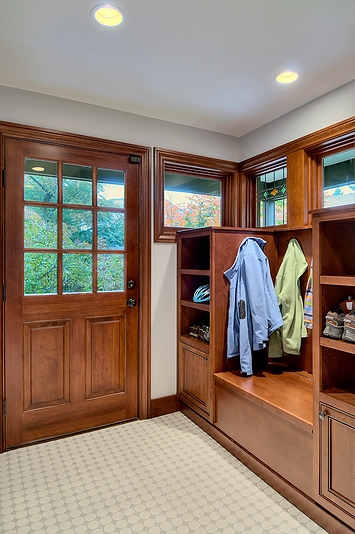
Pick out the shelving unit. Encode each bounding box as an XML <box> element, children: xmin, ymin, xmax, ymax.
<box><xmin>178</xmin><ymin>224</ymin><xmax>315</xmax><ymax>499</ymax></box>
<box><xmin>177</xmin><ymin>226</ymin><xmax>277</xmax><ymax>422</ymax></box>
<box><xmin>312</xmin><ymin>204</ymin><xmax>355</xmax><ymax>530</ymax></box>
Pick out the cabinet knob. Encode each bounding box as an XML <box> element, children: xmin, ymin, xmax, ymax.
<box><xmin>319</xmin><ymin>411</ymin><xmax>327</xmax><ymax>420</ymax></box>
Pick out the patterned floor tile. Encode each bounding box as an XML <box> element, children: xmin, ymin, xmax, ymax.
<box><xmin>0</xmin><ymin>413</ymin><xmax>327</xmax><ymax>533</ymax></box>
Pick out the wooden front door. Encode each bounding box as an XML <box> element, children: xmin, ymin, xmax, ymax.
<box><xmin>4</xmin><ymin>138</ymin><xmax>140</xmax><ymax>448</ymax></box>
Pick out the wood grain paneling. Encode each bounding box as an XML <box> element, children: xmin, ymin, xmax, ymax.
<box><xmin>23</xmin><ymin>319</ymin><xmax>70</xmax><ymax>410</ymax></box>
<box><xmin>215</xmin><ymin>381</ymin><xmax>313</xmax><ymax>497</ymax></box>
<box><xmin>85</xmin><ymin>316</ymin><xmax>125</xmax><ymax>399</ymax></box>
<box><xmin>178</xmin><ymin>344</ymin><xmax>210</xmax><ymax>415</ymax></box>
<box><xmin>319</xmin><ymin>404</ymin><xmax>355</xmax><ymax>529</ymax></box>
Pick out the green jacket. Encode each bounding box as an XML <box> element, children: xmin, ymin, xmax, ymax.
<box><xmin>269</xmin><ymin>238</ymin><xmax>308</xmax><ymax>357</ymax></box>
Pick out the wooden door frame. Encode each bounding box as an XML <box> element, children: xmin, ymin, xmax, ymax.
<box><xmin>0</xmin><ymin>121</ymin><xmax>152</xmax><ymax>452</ymax></box>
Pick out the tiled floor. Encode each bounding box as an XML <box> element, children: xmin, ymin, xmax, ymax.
<box><xmin>0</xmin><ymin>412</ymin><xmax>327</xmax><ymax>534</ymax></box>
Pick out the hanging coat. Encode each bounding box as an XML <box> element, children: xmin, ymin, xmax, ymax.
<box><xmin>224</xmin><ymin>237</ymin><xmax>283</xmax><ymax>376</ymax></box>
<box><xmin>269</xmin><ymin>238</ymin><xmax>308</xmax><ymax>357</ymax></box>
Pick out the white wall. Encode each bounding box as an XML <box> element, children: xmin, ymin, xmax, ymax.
<box><xmin>0</xmin><ymin>85</ymin><xmax>239</xmax><ymax>400</ymax></box>
<box><xmin>239</xmin><ymin>80</ymin><xmax>355</xmax><ymax>161</ymax></box>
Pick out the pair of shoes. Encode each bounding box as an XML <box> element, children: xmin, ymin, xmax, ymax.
<box><xmin>323</xmin><ymin>310</ymin><xmax>345</xmax><ymax>339</ymax></box>
<box><xmin>342</xmin><ymin>310</ymin><xmax>355</xmax><ymax>344</ymax></box>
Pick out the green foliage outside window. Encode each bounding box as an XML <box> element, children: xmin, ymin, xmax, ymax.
<box><xmin>24</xmin><ymin>169</ymin><xmax>125</xmax><ymax>295</ymax></box>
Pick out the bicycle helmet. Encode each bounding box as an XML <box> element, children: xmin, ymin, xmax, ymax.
<box><xmin>193</xmin><ymin>284</ymin><xmax>210</xmax><ymax>303</ymax></box>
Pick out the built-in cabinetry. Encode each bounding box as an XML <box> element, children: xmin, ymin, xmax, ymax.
<box><xmin>177</xmin><ymin>225</ymin><xmax>315</xmax><ymax>497</ymax></box>
<box><xmin>177</xmin><ymin>227</ymin><xmax>277</xmax><ymax>422</ymax></box>
<box><xmin>177</xmin><ymin>212</ymin><xmax>355</xmax><ymax>530</ymax></box>
<box><xmin>312</xmin><ymin>205</ymin><xmax>355</xmax><ymax>530</ymax></box>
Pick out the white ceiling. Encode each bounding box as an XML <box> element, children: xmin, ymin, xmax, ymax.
<box><xmin>0</xmin><ymin>0</ymin><xmax>354</xmax><ymax>137</ymax></box>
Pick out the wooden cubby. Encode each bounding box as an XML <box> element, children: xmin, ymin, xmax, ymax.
<box><xmin>177</xmin><ymin>226</ymin><xmax>277</xmax><ymax>422</ymax></box>
<box><xmin>312</xmin><ymin>204</ymin><xmax>355</xmax><ymax>530</ymax></box>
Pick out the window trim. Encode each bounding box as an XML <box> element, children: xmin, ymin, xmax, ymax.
<box><xmin>242</xmin><ymin>157</ymin><xmax>287</xmax><ymax>228</ymax></box>
<box><xmin>308</xmin><ymin>134</ymin><xmax>355</xmax><ymax>209</ymax></box>
<box><xmin>154</xmin><ymin>148</ymin><xmax>238</xmax><ymax>242</ymax></box>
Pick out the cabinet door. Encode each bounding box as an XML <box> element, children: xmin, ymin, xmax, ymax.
<box><xmin>320</xmin><ymin>403</ymin><xmax>355</xmax><ymax>522</ymax></box>
<box><xmin>178</xmin><ymin>344</ymin><xmax>210</xmax><ymax>416</ymax></box>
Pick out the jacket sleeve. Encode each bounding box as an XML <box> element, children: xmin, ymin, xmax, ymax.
<box><xmin>242</xmin><ymin>252</ymin><xmax>271</xmax><ymax>351</ymax></box>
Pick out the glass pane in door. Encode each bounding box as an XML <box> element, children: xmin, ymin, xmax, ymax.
<box><xmin>62</xmin><ymin>254</ymin><xmax>93</xmax><ymax>293</ymax></box>
<box><xmin>97</xmin><ymin>254</ymin><xmax>124</xmax><ymax>292</ymax></box>
<box><xmin>24</xmin><ymin>253</ymin><xmax>57</xmax><ymax>295</ymax></box>
<box><xmin>97</xmin><ymin>212</ymin><xmax>125</xmax><ymax>250</ymax></box>
<box><xmin>62</xmin><ymin>209</ymin><xmax>93</xmax><ymax>249</ymax></box>
<box><xmin>63</xmin><ymin>164</ymin><xmax>92</xmax><ymax>205</ymax></box>
<box><xmin>97</xmin><ymin>168</ymin><xmax>125</xmax><ymax>208</ymax></box>
<box><xmin>24</xmin><ymin>207</ymin><xmax>58</xmax><ymax>249</ymax></box>
<box><xmin>24</xmin><ymin>159</ymin><xmax>58</xmax><ymax>203</ymax></box>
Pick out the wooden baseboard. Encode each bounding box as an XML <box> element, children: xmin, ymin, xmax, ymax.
<box><xmin>181</xmin><ymin>404</ymin><xmax>354</xmax><ymax>534</ymax></box>
<box><xmin>150</xmin><ymin>395</ymin><xmax>180</xmax><ymax>418</ymax></box>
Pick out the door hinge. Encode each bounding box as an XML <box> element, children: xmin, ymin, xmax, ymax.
<box><xmin>2</xmin><ymin>169</ymin><xmax>6</xmax><ymax>187</ymax></box>
<box><xmin>3</xmin><ymin>400</ymin><xmax>6</xmax><ymax>417</ymax></box>
<box><xmin>3</xmin><ymin>285</ymin><xmax>6</xmax><ymax>302</ymax></box>
<box><xmin>129</xmin><ymin>155</ymin><xmax>141</xmax><ymax>164</ymax></box>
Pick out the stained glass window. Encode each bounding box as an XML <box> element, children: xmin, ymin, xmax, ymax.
<box><xmin>256</xmin><ymin>167</ymin><xmax>287</xmax><ymax>227</ymax></box>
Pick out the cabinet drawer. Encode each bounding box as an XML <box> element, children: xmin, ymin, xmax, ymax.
<box><xmin>319</xmin><ymin>403</ymin><xmax>355</xmax><ymax>527</ymax></box>
<box><xmin>178</xmin><ymin>343</ymin><xmax>210</xmax><ymax>416</ymax></box>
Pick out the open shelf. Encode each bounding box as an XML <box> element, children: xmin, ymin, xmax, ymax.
<box><xmin>214</xmin><ymin>370</ymin><xmax>313</xmax><ymax>432</ymax></box>
<box><xmin>320</xmin><ymin>336</ymin><xmax>355</xmax><ymax>355</ymax></box>
<box><xmin>180</xmin><ymin>269</ymin><xmax>210</xmax><ymax>276</ymax></box>
<box><xmin>180</xmin><ymin>299</ymin><xmax>210</xmax><ymax>311</ymax></box>
<box><xmin>320</xmin><ymin>275</ymin><xmax>355</xmax><ymax>287</ymax></box>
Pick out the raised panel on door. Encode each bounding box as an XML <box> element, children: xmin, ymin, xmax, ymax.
<box><xmin>85</xmin><ymin>315</ymin><xmax>125</xmax><ymax>399</ymax></box>
<box><xmin>23</xmin><ymin>319</ymin><xmax>70</xmax><ymax>410</ymax></box>
<box><xmin>320</xmin><ymin>404</ymin><xmax>355</xmax><ymax>522</ymax></box>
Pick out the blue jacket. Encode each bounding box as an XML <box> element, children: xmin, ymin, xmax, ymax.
<box><xmin>224</xmin><ymin>237</ymin><xmax>283</xmax><ymax>375</ymax></box>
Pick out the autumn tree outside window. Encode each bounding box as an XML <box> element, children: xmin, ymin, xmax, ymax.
<box><xmin>154</xmin><ymin>149</ymin><xmax>238</xmax><ymax>243</ymax></box>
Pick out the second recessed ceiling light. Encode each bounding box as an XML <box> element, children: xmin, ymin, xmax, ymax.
<box><xmin>91</xmin><ymin>5</ymin><xmax>125</xmax><ymax>26</ymax></box>
<box><xmin>276</xmin><ymin>71</ymin><xmax>298</xmax><ymax>84</ymax></box>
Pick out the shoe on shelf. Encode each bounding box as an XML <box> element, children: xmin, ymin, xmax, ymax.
<box><xmin>342</xmin><ymin>311</ymin><xmax>355</xmax><ymax>343</ymax></box>
<box><xmin>323</xmin><ymin>310</ymin><xmax>345</xmax><ymax>339</ymax></box>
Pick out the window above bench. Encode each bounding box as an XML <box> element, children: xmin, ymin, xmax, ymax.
<box><xmin>154</xmin><ymin>148</ymin><xmax>238</xmax><ymax>242</ymax></box>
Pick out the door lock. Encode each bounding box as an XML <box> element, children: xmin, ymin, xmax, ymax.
<box><xmin>127</xmin><ymin>280</ymin><xmax>135</xmax><ymax>289</ymax></box>
<box><xmin>127</xmin><ymin>298</ymin><xmax>137</xmax><ymax>308</ymax></box>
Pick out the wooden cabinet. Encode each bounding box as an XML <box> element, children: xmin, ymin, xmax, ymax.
<box><xmin>319</xmin><ymin>403</ymin><xmax>355</xmax><ymax>522</ymax></box>
<box><xmin>312</xmin><ymin>205</ymin><xmax>355</xmax><ymax>530</ymax></box>
<box><xmin>177</xmin><ymin>227</ymin><xmax>277</xmax><ymax>422</ymax></box>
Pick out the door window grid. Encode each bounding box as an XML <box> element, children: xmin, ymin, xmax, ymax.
<box><xmin>23</xmin><ymin>159</ymin><xmax>126</xmax><ymax>295</ymax></box>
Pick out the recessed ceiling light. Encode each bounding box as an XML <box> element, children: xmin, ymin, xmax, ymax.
<box><xmin>32</xmin><ymin>166</ymin><xmax>45</xmax><ymax>172</ymax></box>
<box><xmin>91</xmin><ymin>5</ymin><xmax>125</xmax><ymax>26</ymax></box>
<box><xmin>276</xmin><ymin>71</ymin><xmax>298</xmax><ymax>84</ymax></box>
